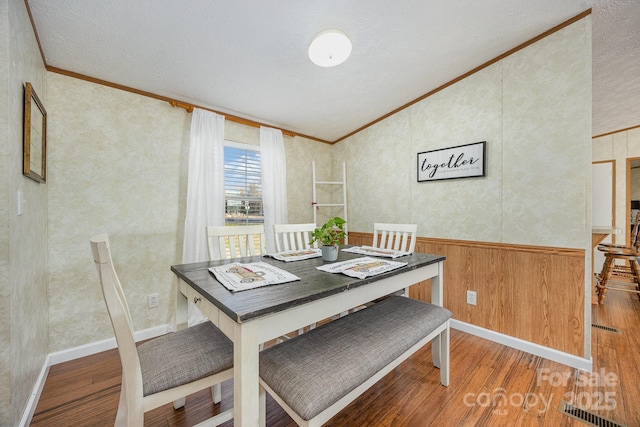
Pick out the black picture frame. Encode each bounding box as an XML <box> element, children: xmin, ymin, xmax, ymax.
<box><xmin>417</xmin><ymin>141</ymin><xmax>485</xmax><ymax>182</ymax></box>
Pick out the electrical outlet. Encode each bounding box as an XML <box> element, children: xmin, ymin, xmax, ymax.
<box><xmin>148</xmin><ymin>293</ymin><xmax>159</xmax><ymax>308</ymax></box>
<box><xmin>466</xmin><ymin>290</ymin><xmax>477</xmax><ymax>305</ymax></box>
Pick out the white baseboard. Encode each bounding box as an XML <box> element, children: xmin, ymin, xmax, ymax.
<box><xmin>20</xmin><ymin>323</ymin><xmax>172</xmax><ymax>426</ymax></box>
<box><xmin>18</xmin><ymin>354</ymin><xmax>51</xmax><ymax>427</ymax></box>
<box><xmin>451</xmin><ymin>319</ymin><xmax>593</xmax><ymax>372</ymax></box>
<box><xmin>48</xmin><ymin>323</ymin><xmax>172</xmax><ymax>365</ymax></box>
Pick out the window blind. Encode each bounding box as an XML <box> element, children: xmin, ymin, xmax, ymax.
<box><xmin>224</xmin><ymin>145</ymin><xmax>263</xmax><ymax>225</ymax></box>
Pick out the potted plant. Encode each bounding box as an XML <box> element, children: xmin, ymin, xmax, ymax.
<box><xmin>310</xmin><ymin>216</ymin><xmax>346</xmax><ymax>261</ymax></box>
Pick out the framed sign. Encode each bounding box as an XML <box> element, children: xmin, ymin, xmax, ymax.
<box><xmin>23</xmin><ymin>82</ymin><xmax>47</xmax><ymax>183</ymax></box>
<box><xmin>417</xmin><ymin>141</ymin><xmax>485</xmax><ymax>182</ymax></box>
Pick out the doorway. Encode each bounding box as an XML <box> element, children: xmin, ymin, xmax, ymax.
<box><xmin>627</xmin><ymin>157</ymin><xmax>640</xmax><ymax>246</ymax></box>
<box><xmin>592</xmin><ymin>160</ymin><xmax>615</xmax><ymax>276</ymax></box>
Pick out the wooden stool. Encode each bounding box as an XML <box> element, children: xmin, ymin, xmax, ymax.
<box><xmin>596</xmin><ymin>248</ymin><xmax>640</xmax><ymax>304</ymax></box>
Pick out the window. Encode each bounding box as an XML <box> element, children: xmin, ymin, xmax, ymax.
<box><xmin>224</xmin><ymin>142</ymin><xmax>263</xmax><ymax>225</ymax></box>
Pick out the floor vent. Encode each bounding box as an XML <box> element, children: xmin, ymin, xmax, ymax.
<box><xmin>592</xmin><ymin>323</ymin><xmax>622</xmax><ymax>334</ymax></box>
<box><xmin>559</xmin><ymin>401</ymin><xmax>626</xmax><ymax>427</ymax></box>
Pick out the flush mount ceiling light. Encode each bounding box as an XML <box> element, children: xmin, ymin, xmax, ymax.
<box><xmin>308</xmin><ymin>29</ymin><xmax>352</xmax><ymax>67</ymax></box>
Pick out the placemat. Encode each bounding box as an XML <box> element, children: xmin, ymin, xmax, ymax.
<box><xmin>316</xmin><ymin>256</ymin><xmax>407</xmax><ymax>279</ymax></box>
<box><xmin>209</xmin><ymin>261</ymin><xmax>300</xmax><ymax>292</ymax></box>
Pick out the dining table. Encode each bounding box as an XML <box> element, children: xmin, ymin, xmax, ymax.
<box><xmin>171</xmin><ymin>246</ymin><xmax>446</xmax><ymax>426</ymax></box>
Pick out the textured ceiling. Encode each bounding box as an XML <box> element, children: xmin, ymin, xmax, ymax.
<box><xmin>27</xmin><ymin>0</ymin><xmax>640</xmax><ymax>142</ymax></box>
<box><xmin>592</xmin><ymin>0</ymin><xmax>640</xmax><ymax>138</ymax></box>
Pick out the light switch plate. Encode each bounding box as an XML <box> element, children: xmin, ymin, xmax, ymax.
<box><xmin>17</xmin><ymin>191</ymin><xmax>24</xmax><ymax>216</ymax></box>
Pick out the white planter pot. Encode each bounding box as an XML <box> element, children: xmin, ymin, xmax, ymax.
<box><xmin>321</xmin><ymin>245</ymin><xmax>339</xmax><ymax>261</ymax></box>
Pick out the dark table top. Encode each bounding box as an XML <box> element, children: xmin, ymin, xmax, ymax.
<box><xmin>171</xmin><ymin>247</ymin><xmax>445</xmax><ymax>323</ymax></box>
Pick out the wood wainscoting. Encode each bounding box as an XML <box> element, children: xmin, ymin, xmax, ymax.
<box><xmin>348</xmin><ymin>232</ymin><xmax>585</xmax><ymax>357</ymax></box>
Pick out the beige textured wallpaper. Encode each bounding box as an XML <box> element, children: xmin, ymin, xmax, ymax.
<box><xmin>47</xmin><ymin>73</ymin><xmax>191</xmax><ymax>352</ymax></box>
<box><xmin>4</xmin><ymin>0</ymin><xmax>49</xmax><ymax>424</ymax></box>
<box><xmin>501</xmin><ymin>19</ymin><xmax>591</xmax><ymax>248</ymax></box>
<box><xmin>409</xmin><ymin>65</ymin><xmax>503</xmax><ymax>242</ymax></box>
<box><xmin>334</xmin><ymin>17</ymin><xmax>592</xmax><ymax>250</ymax></box>
<box><xmin>286</xmin><ymin>136</ymin><xmax>333</xmax><ymax>225</ymax></box>
<box><xmin>46</xmin><ymin>73</ymin><xmax>331</xmax><ymax>353</ymax></box>
<box><xmin>0</xmin><ymin>2</ymin><xmax>10</xmax><ymax>424</ymax></box>
<box><xmin>332</xmin><ymin>107</ymin><xmax>413</xmax><ymax>234</ymax></box>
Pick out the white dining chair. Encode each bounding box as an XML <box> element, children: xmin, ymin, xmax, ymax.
<box><xmin>372</xmin><ymin>222</ymin><xmax>418</xmax><ymax>253</ymax></box>
<box><xmin>90</xmin><ymin>233</ymin><xmax>233</xmax><ymax>427</ymax></box>
<box><xmin>371</xmin><ymin>223</ymin><xmax>418</xmax><ymax>300</ymax></box>
<box><xmin>205</xmin><ymin>225</ymin><xmax>266</xmax><ymax>393</ymax></box>
<box><xmin>206</xmin><ymin>224</ymin><xmax>296</xmax><ymax>345</ymax></box>
<box><xmin>206</xmin><ymin>224</ymin><xmax>266</xmax><ymax>260</ymax></box>
<box><xmin>273</xmin><ymin>222</ymin><xmax>318</xmax><ymax>252</ymax></box>
<box><xmin>273</xmin><ymin>223</ymin><xmax>319</xmax><ymax>334</ymax></box>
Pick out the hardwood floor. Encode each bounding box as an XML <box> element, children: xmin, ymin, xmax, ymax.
<box><xmin>31</xmin><ymin>289</ymin><xmax>640</xmax><ymax>427</ymax></box>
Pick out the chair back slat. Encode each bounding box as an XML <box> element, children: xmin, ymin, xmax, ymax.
<box><xmin>273</xmin><ymin>223</ymin><xmax>317</xmax><ymax>252</ymax></box>
<box><xmin>206</xmin><ymin>224</ymin><xmax>266</xmax><ymax>260</ymax></box>
<box><xmin>372</xmin><ymin>223</ymin><xmax>418</xmax><ymax>253</ymax></box>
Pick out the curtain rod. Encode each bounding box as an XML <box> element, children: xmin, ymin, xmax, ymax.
<box><xmin>168</xmin><ymin>100</ymin><xmax>299</xmax><ymax>138</ymax></box>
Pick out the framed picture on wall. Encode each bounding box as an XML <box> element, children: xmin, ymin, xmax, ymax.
<box><xmin>417</xmin><ymin>141</ymin><xmax>485</xmax><ymax>182</ymax></box>
<box><xmin>23</xmin><ymin>82</ymin><xmax>47</xmax><ymax>183</ymax></box>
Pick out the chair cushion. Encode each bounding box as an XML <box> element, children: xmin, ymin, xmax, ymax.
<box><xmin>138</xmin><ymin>321</ymin><xmax>233</xmax><ymax>396</ymax></box>
<box><xmin>259</xmin><ymin>296</ymin><xmax>452</xmax><ymax>420</ymax></box>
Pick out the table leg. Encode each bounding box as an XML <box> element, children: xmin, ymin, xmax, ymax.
<box><xmin>259</xmin><ymin>385</ymin><xmax>266</xmax><ymax>427</ymax></box>
<box><xmin>175</xmin><ymin>280</ymin><xmax>188</xmax><ymax>331</ymax></box>
<box><xmin>440</xmin><ymin>325</ymin><xmax>450</xmax><ymax>386</ymax></box>
<box><xmin>174</xmin><ymin>282</ymin><xmax>191</xmax><ymax>410</ymax></box>
<box><xmin>234</xmin><ymin>321</ymin><xmax>260</xmax><ymax>426</ymax></box>
<box><xmin>431</xmin><ymin>262</ymin><xmax>444</xmax><ymax>368</ymax></box>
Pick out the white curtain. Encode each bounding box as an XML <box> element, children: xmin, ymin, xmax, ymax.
<box><xmin>260</xmin><ymin>126</ymin><xmax>288</xmax><ymax>253</ymax></box>
<box><xmin>183</xmin><ymin>109</ymin><xmax>225</xmax><ymax>324</ymax></box>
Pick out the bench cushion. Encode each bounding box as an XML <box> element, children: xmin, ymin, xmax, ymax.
<box><xmin>138</xmin><ymin>321</ymin><xmax>233</xmax><ymax>396</ymax></box>
<box><xmin>259</xmin><ymin>296</ymin><xmax>451</xmax><ymax>420</ymax></box>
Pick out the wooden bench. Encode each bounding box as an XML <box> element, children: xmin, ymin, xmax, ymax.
<box><xmin>259</xmin><ymin>296</ymin><xmax>452</xmax><ymax>426</ymax></box>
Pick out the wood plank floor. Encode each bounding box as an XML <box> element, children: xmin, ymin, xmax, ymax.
<box><xmin>31</xmin><ymin>289</ymin><xmax>640</xmax><ymax>427</ymax></box>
